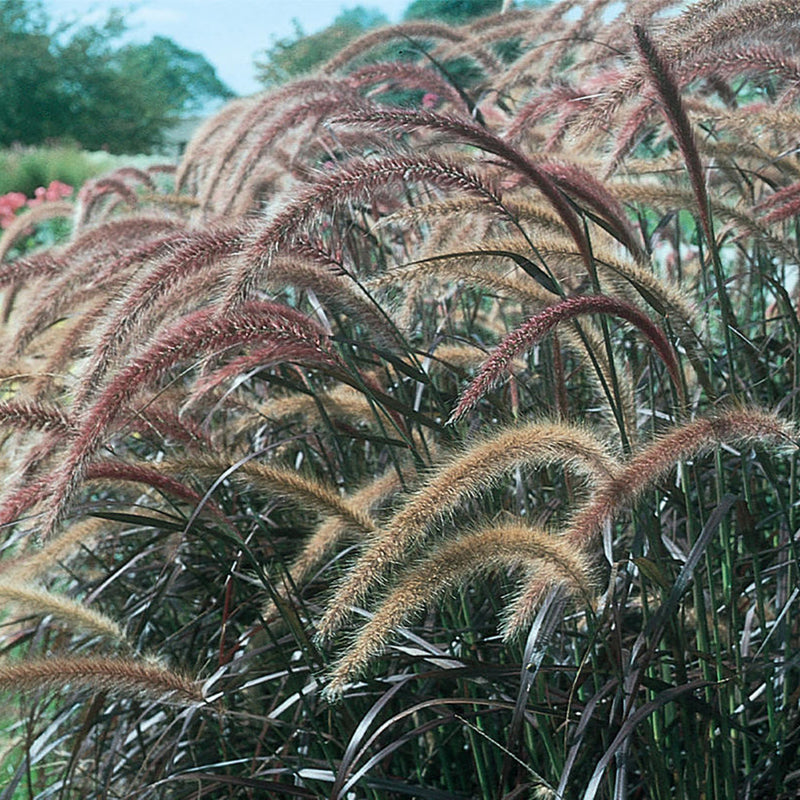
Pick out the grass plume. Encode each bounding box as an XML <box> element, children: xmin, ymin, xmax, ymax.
<box><xmin>449</xmin><ymin>293</ymin><xmax>682</xmax><ymax>423</ymax></box>
<box><xmin>0</xmin><ymin>579</ymin><xmax>126</xmax><ymax>644</ymax></box>
<box><xmin>0</xmin><ymin>657</ymin><xmax>204</xmax><ymax>705</ymax></box>
<box><xmin>38</xmin><ymin>301</ymin><xmax>340</xmax><ymax>537</ymax></box>
<box><xmin>316</xmin><ymin>420</ymin><xmax>617</xmax><ymax>640</ymax></box>
<box><xmin>324</xmin><ymin>522</ymin><xmax>594</xmax><ymax>697</ymax></box>
<box><xmin>160</xmin><ymin>454</ymin><xmax>376</xmax><ymax>536</ymax></box>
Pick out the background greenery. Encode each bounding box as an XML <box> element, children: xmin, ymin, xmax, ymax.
<box><xmin>256</xmin><ymin>0</ymin><xmax>541</xmax><ymax>86</ymax></box>
<box><xmin>0</xmin><ymin>0</ymin><xmax>233</xmax><ymax>153</ymax></box>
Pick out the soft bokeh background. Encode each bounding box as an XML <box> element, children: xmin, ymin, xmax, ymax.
<box><xmin>46</xmin><ymin>1</ymin><xmax>413</xmax><ymax>95</ymax></box>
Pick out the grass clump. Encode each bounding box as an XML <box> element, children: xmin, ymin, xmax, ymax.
<box><xmin>0</xmin><ymin>145</ymin><xmax>117</xmax><ymax>198</ymax></box>
<box><xmin>1</xmin><ymin>1</ymin><xmax>800</xmax><ymax>798</ymax></box>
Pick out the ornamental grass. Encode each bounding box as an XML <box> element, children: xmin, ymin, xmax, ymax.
<box><xmin>1</xmin><ymin>1</ymin><xmax>800</xmax><ymax>797</ymax></box>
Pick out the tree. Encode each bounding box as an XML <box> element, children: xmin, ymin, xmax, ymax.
<box><xmin>255</xmin><ymin>6</ymin><xmax>388</xmax><ymax>88</ymax></box>
<box><xmin>402</xmin><ymin>0</ymin><xmax>503</xmax><ymax>24</ymax></box>
<box><xmin>117</xmin><ymin>36</ymin><xmax>235</xmax><ymax>115</ymax></box>
<box><xmin>0</xmin><ymin>0</ymin><xmax>234</xmax><ymax>153</ymax></box>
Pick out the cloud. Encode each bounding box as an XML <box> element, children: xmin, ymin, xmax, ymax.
<box><xmin>128</xmin><ymin>6</ymin><xmax>184</xmax><ymax>26</ymax></box>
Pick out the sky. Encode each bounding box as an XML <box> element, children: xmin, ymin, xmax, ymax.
<box><xmin>45</xmin><ymin>0</ymin><xmax>414</xmax><ymax>97</ymax></box>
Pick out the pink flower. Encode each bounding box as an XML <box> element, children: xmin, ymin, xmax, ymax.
<box><xmin>0</xmin><ymin>192</ymin><xmax>27</xmax><ymax>213</ymax></box>
<box><xmin>45</xmin><ymin>180</ymin><xmax>73</xmax><ymax>201</ymax></box>
<box><xmin>27</xmin><ymin>181</ymin><xmax>74</xmax><ymax>208</ymax></box>
<box><xmin>0</xmin><ymin>192</ymin><xmax>26</xmax><ymax>211</ymax></box>
<box><xmin>0</xmin><ymin>181</ymin><xmax>73</xmax><ymax>225</ymax></box>
<box><xmin>0</xmin><ymin>191</ymin><xmax>27</xmax><ymax>228</ymax></box>
<box><xmin>421</xmin><ymin>92</ymin><xmax>439</xmax><ymax>110</ymax></box>
<box><xmin>26</xmin><ymin>186</ymin><xmax>48</xmax><ymax>208</ymax></box>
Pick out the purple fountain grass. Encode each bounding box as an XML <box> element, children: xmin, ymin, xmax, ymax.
<box><xmin>223</xmin><ymin>153</ymin><xmax>506</xmax><ymax>311</ymax></box>
<box><xmin>331</xmin><ymin>106</ymin><xmax>596</xmax><ymax>270</ymax></box>
<box><xmin>0</xmin><ymin>425</ymin><xmax>73</xmax><ymax>523</ymax></box>
<box><xmin>660</xmin><ymin>0</ymin><xmax>800</xmax><ymax>64</ymax></box>
<box><xmin>1</xmin><ymin>516</ymin><xmax>111</xmax><ymax>581</ymax></box>
<box><xmin>502</xmin><ymin>82</ymin><xmax>586</xmax><ymax>141</ymax></box>
<box><xmin>74</xmin><ymin>223</ymin><xmax>250</xmax><ymax>408</ymax></box>
<box><xmin>347</xmin><ymin>62</ymin><xmax>470</xmax><ymax>111</ymax></box>
<box><xmin>61</xmin><ymin>215</ymin><xmax>185</xmax><ymax>270</ymax></box>
<box><xmin>13</xmin><ymin>395</ymin><xmax>209</xmax><ymax>453</ymax></box>
<box><xmin>321</xmin><ymin>21</ymin><xmax>471</xmax><ymax>75</ymax></box>
<box><xmin>216</xmin><ymin>89</ymin><xmax>367</xmax><ymax>217</ymax></box>
<box><xmin>0</xmin><ymin>399</ymin><xmax>73</xmax><ymax>435</ymax></box>
<box><xmin>399</xmin><ymin>275</ymin><xmax>638</xmax><ymax>428</ymax></box>
<box><xmin>4</xmin><ymin>215</ymin><xmax>185</xmax><ymax>333</ymax></box>
<box><xmin>266</xmin><ymin>467</ymin><xmax>409</xmax><ymax>623</ymax></box>
<box><xmin>263</xmin><ymin>254</ymin><xmax>407</xmax><ymax>352</ymax></box>
<box><xmin>761</xmin><ymin>196</ymin><xmax>800</xmax><ymax>227</ymax></box>
<box><xmin>34</xmin><ymin>301</ymin><xmax>343</xmax><ymax>537</ymax></box>
<box><xmin>32</xmin><ymin>298</ymin><xmax>122</xmax><ymax>400</ymax></box>
<box><xmin>0</xmin><ymin>656</ymin><xmax>205</xmax><ymax>705</ymax></box>
<box><xmin>676</xmin><ymin>44</ymin><xmax>800</xmax><ymax>91</ymax></box>
<box><xmin>414</xmin><ymin>23</ymin><xmax>505</xmax><ymax>77</ymax></box>
<box><xmin>233</xmin><ymin>383</ymin><xmax>402</xmax><ymax>446</ymax></box>
<box><xmin>0</xmin><ymin>578</ymin><xmax>126</xmax><ymax>643</ymax></box>
<box><xmin>9</xmin><ymin>226</ymin><xmax>196</xmax><ymax>360</ymax></box>
<box><xmin>0</xmin><ymin>201</ymin><xmax>74</xmax><ymax>264</ymax></box>
<box><xmin>316</xmin><ymin>420</ymin><xmax>617</xmax><ymax>641</ymax></box>
<box><xmin>0</xmin><ymin>404</ymin><xmax>73</xmax><ymax>523</ymax></box>
<box><xmin>579</xmin><ymin>0</ymin><xmax>642</xmax><ymax>65</ymax></box>
<box><xmin>536</xmin><ymin>157</ymin><xmax>647</xmax><ymax>261</ymax></box>
<box><xmin>105</xmin><ymin>166</ymin><xmax>157</xmax><ymax>192</ymax></box>
<box><xmin>175</xmin><ymin>96</ymin><xmax>253</xmax><ymax>195</ymax></box>
<box><xmin>85</xmin><ymin>212</ymin><xmax>182</xmax><ymax>244</ymax></box>
<box><xmin>540</xmin><ymin>71</ymin><xmax>633</xmax><ymax>151</ymax></box>
<box><xmin>606</xmin><ymin>95</ymin><xmax>660</xmax><ymax>171</ymax></box>
<box><xmin>659</xmin><ymin>0</ymin><xmax>731</xmax><ymax>34</ymax></box>
<box><xmin>449</xmin><ymin>293</ymin><xmax>682</xmax><ymax>424</ymax></box>
<box><xmin>76</xmin><ymin>177</ymin><xmax>140</xmax><ymax>227</ymax></box>
<box><xmin>0</xmin><ymin>252</ymin><xmax>65</xmax><ymax>288</ymax></box>
<box><xmin>174</xmin><ymin>454</ymin><xmax>377</xmax><ymax>536</ymax></box>
<box><xmin>131</xmin><ymin>401</ymin><xmax>209</xmax><ymax>447</ymax></box>
<box><xmin>186</xmin><ymin>339</ymin><xmax>350</xmax><ymax>407</ymax></box>
<box><xmin>756</xmin><ymin>180</ymin><xmax>800</xmax><ymax>212</ymax></box>
<box><xmin>502</xmin><ymin>406</ymin><xmax>799</xmax><ymax>636</ymax></box>
<box><xmin>633</xmin><ymin>24</ymin><xmax>715</xmax><ymax>253</ymax></box>
<box><xmin>0</xmin><ymin>458</ymin><xmax>230</xmax><ymax>529</ymax></box>
<box><xmin>0</xmin><ymin>471</ymin><xmax>55</xmax><ymax>528</ymax></box>
<box><xmin>633</xmin><ymin>21</ymin><xmax>742</xmax><ymax>353</ymax></box>
<box><xmin>464</xmin><ymin>3</ymin><xmax>544</xmax><ymax>35</ymax></box>
<box><xmin>323</xmin><ymin>521</ymin><xmax>596</xmax><ymax>698</ymax></box>
<box><xmin>567</xmin><ymin>407</ymin><xmax>798</xmax><ymax>550</ymax></box>
<box><xmin>612</xmin><ymin>180</ymin><xmax>796</xmax><ymax>267</ymax></box>
<box><xmin>65</xmin><ymin>219</ymin><xmax>189</xmax><ymax>288</ymax></box>
<box><xmin>568</xmin><ymin>1</ymin><xmax>800</xmax><ymax>140</ymax></box>
<box><xmin>550</xmin><ymin>67</ymin><xmax>640</xmax><ymax>141</ymax></box>
<box><xmin>147</xmin><ymin>162</ymin><xmax>176</xmax><ymax>177</ymax></box>
<box><xmin>538</xmin><ymin>0</ymin><xmax>618</xmax><ymax>79</ymax></box>
<box><xmin>757</xmin><ymin>181</ymin><xmax>800</xmax><ymax>225</ymax></box>
<box><xmin>81</xmin><ymin>459</ymin><xmax>229</xmax><ymax>522</ymax></box>
<box><xmin>196</xmin><ymin>80</ymin><xmax>352</xmax><ymax>213</ymax></box>
<box><xmin>227</xmin><ymin>171</ymin><xmax>287</xmax><ymax>220</ymax></box>
<box><xmin>461</xmin><ymin>5</ymin><xmax>571</xmax><ymax>69</ymax></box>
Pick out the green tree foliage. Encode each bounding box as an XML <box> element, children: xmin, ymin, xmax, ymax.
<box><xmin>0</xmin><ymin>0</ymin><xmax>234</xmax><ymax>154</ymax></box>
<box><xmin>254</xmin><ymin>1</ymin><xmax>550</xmax><ymax>90</ymax></box>
<box><xmin>255</xmin><ymin>6</ymin><xmax>388</xmax><ymax>87</ymax></box>
<box><xmin>117</xmin><ymin>36</ymin><xmax>235</xmax><ymax>115</ymax></box>
<box><xmin>403</xmin><ymin>0</ymin><xmax>503</xmax><ymax>23</ymax></box>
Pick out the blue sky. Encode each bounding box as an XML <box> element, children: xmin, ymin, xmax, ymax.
<box><xmin>46</xmin><ymin>1</ymin><xmax>413</xmax><ymax>97</ymax></box>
